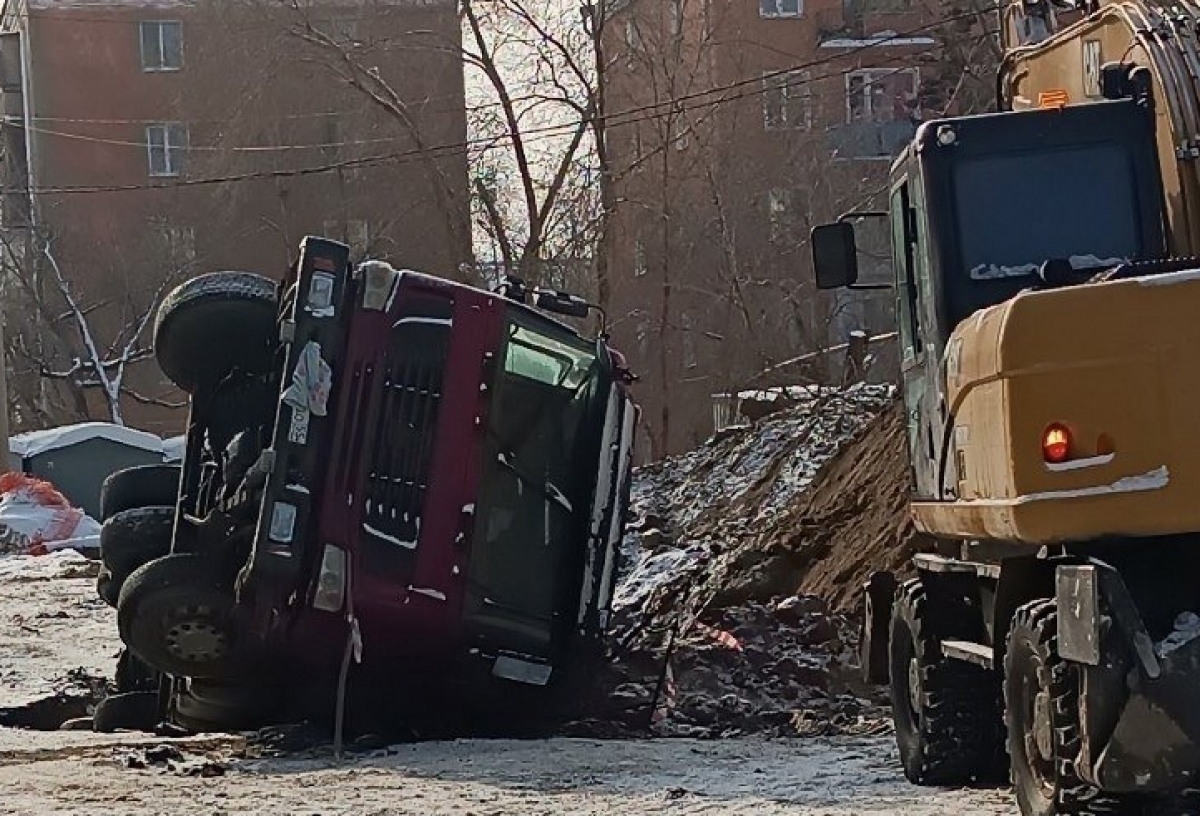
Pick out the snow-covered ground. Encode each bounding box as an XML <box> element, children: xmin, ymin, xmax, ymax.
<box><xmin>0</xmin><ymin>730</ymin><xmax>1014</xmax><ymax>816</ymax></box>
<box><xmin>0</xmin><ymin>552</ymin><xmax>117</xmax><ymax>711</ymax></box>
<box><xmin>0</xmin><ymin>514</ymin><xmax>1014</xmax><ymax>815</ymax></box>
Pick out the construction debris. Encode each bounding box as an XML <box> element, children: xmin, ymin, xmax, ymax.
<box><xmin>599</xmin><ymin>384</ymin><xmax>921</xmax><ymax>738</ymax></box>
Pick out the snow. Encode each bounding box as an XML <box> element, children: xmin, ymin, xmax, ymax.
<box><xmin>161</xmin><ymin>435</ymin><xmax>186</xmax><ymax>463</ymax></box>
<box><xmin>394</xmin><ymin>316</ymin><xmax>454</xmax><ymax>328</ymax></box>
<box><xmin>9</xmin><ymin>422</ymin><xmax>166</xmax><ymax>459</ymax></box>
<box><xmin>1157</xmin><ymin>611</ymin><xmax>1200</xmax><ymax>658</ymax></box>
<box><xmin>407</xmin><ymin>586</ymin><xmax>448</xmax><ymax>602</ymax></box>
<box><xmin>1045</xmin><ymin>453</ymin><xmax>1114</xmax><ymax>472</ymax></box>
<box><xmin>0</xmin><ymin>730</ymin><xmax>1014</xmax><ymax>815</ymax></box>
<box><xmin>614</xmin><ymin>385</ymin><xmax>895</xmax><ymax>613</ymax></box>
<box><xmin>0</xmin><ymin>551</ymin><xmax>118</xmax><ymax>711</ymax></box>
<box><xmin>1015</xmin><ymin>466</ymin><xmax>1170</xmax><ymax>503</ymax></box>
<box><xmin>820</xmin><ymin>31</ymin><xmax>937</xmax><ymax>48</ymax></box>
<box><xmin>969</xmin><ymin>262</ymin><xmax>1040</xmax><ymax>280</ymax></box>
<box><xmin>1137</xmin><ymin>268</ymin><xmax>1200</xmax><ymax>287</ymax></box>
<box><xmin>362</xmin><ymin>523</ymin><xmax>417</xmax><ymax>549</ymax></box>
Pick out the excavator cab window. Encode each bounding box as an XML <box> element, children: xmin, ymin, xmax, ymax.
<box><xmin>889</xmin><ymin>181</ymin><xmax>924</xmax><ymax>361</ymax></box>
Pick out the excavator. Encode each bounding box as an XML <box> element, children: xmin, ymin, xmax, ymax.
<box><xmin>810</xmin><ymin>2</ymin><xmax>1200</xmax><ymax>814</ymax></box>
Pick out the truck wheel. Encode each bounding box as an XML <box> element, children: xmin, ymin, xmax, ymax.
<box><xmin>100</xmin><ymin>506</ymin><xmax>175</xmax><ymax>582</ymax></box>
<box><xmin>154</xmin><ymin>272</ymin><xmax>278</xmax><ymax>394</ymax></box>
<box><xmin>172</xmin><ymin>679</ymin><xmax>276</xmax><ymax>733</ymax></box>
<box><xmin>92</xmin><ymin>691</ymin><xmax>160</xmax><ymax>733</ymax></box>
<box><xmin>117</xmin><ymin>554</ymin><xmax>242</xmax><ymax>681</ymax></box>
<box><xmin>100</xmin><ymin>465</ymin><xmax>181</xmax><ymax>521</ymax></box>
<box><xmin>889</xmin><ymin>577</ymin><xmax>1001</xmax><ymax>785</ymax></box>
<box><xmin>1005</xmin><ymin>600</ymin><xmax>1123</xmax><ymax>816</ymax></box>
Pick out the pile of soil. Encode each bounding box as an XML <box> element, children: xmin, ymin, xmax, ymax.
<box><xmin>600</xmin><ymin>386</ymin><xmax>926</xmax><ymax>738</ymax></box>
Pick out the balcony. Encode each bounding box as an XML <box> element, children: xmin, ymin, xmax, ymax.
<box><xmin>827</xmin><ymin>119</ymin><xmax>917</xmax><ymax>161</ymax></box>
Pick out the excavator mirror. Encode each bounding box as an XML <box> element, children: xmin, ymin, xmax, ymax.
<box><xmin>811</xmin><ymin>222</ymin><xmax>859</xmax><ymax>289</ymax></box>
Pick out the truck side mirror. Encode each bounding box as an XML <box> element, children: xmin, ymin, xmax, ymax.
<box><xmin>811</xmin><ymin>222</ymin><xmax>859</xmax><ymax>289</ymax></box>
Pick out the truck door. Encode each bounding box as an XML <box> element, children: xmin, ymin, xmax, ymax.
<box><xmin>889</xmin><ymin>178</ymin><xmax>938</xmax><ymax>497</ymax></box>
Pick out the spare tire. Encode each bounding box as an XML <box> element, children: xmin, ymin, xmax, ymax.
<box><xmin>154</xmin><ymin>272</ymin><xmax>279</xmax><ymax>394</ymax></box>
<box><xmin>100</xmin><ymin>465</ymin><xmax>181</xmax><ymax>521</ymax></box>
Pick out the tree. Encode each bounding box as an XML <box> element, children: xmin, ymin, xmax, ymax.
<box><xmin>0</xmin><ymin>227</ymin><xmax>188</xmax><ymax>428</ymax></box>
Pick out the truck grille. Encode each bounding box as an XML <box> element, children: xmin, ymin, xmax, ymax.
<box><xmin>360</xmin><ymin>296</ymin><xmax>453</xmax><ymax>560</ymax></box>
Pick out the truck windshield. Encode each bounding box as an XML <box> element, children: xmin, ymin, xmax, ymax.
<box><xmin>468</xmin><ymin>317</ymin><xmax>603</xmax><ymax>644</ymax></box>
<box><xmin>954</xmin><ymin>142</ymin><xmax>1141</xmax><ymax>281</ymax></box>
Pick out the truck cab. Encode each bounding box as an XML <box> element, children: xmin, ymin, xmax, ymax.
<box><xmin>95</xmin><ymin>237</ymin><xmax>638</xmax><ymax>734</ymax></box>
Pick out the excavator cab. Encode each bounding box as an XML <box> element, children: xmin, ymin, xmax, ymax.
<box><xmin>811</xmin><ymin>95</ymin><xmax>1165</xmax><ymax>501</ymax></box>
<box><xmin>811</xmin><ymin>91</ymin><xmax>1200</xmax><ymax>815</ymax></box>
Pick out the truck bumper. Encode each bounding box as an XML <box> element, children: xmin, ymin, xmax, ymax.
<box><xmin>1090</xmin><ymin>634</ymin><xmax>1200</xmax><ymax>791</ymax></box>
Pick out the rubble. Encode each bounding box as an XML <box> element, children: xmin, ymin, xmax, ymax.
<box><xmin>603</xmin><ymin>384</ymin><xmax>919</xmax><ymax>739</ymax></box>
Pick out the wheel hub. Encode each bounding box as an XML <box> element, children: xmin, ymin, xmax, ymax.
<box><xmin>1033</xmin><ymin>690</ymin><xmax>1053</xmax><ymax>762</ymax></box>
<box><xmin>907</xmin><ymin>656</ymin><xmax>922</xmax><ymax>714</ymax></box>
<box><xmin>164</xmin><ymin>606</ymin><xmax>229</xmax><ymax>664</ymax></box>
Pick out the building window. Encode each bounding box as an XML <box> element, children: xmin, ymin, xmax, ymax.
<box><xmin>847</xmin><ymin>68</ymin><xmax>920</xmax><ymax>124</ymax></box>
<box><xmin>146</xmin><ymin>123</ymin><xmax>187</xmax><ymax>177</ymax></box>
<box><xmin>767</xmin><ymin>188</ymin><xmax>808</xmax><ymax>244</ymax></box>
<box><xmin>140</xmin><ymin>21</ymin><xmax>182</xmax><ymax>71</ymax></box>
<box><xmin>759</xmin><ymin>0</ymin><xmax>802</xmax><ymax>18</ymax></box>
<box><xmin>762</xmin><ymin>70</ymin><xmax>811</xmax><ymax>130</ymax></box>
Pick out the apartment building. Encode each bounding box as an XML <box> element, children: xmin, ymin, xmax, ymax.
<box><xmin>605</xmin><ymin>0</ymin><xmax>947</xmax><ymax>456</ymax></box>
<box><xmin>0</xmin><ymin>0</ymin><xmax>470</xmax><ymax>433</ymax></box>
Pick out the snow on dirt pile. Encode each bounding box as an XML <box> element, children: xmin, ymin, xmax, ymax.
<box><xmin>595</xmin><ymin>384</ymin><xmax>920</xmax><ymax>738</ymax></box>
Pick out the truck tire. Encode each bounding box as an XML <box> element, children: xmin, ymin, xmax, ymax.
<box><xmin>117</xmin><ymin>554</ymin><xmax>242</xmax><ymax>681</ymax></box>
<box><xmin>173</xmin><ymin>679</ymin><xmax>276</xmax><ymax>733</ymax></box>
<box><xmin>1005</xmin><ymin>600</ymin><xmax>1125</xmax><ymax>816</ymax></box>
<box><xmin>889</xmin><ymin>577</ymin><xmax>1002</xmax><ymax>785</ymax></box>
<box><xmin>100</xmin><ymin>465</ymin><xmax>181</xmax><ymax>522</ymax></box>
<box><xmin>92</xmin><ymin>691</ymin><xmax>160</xmax><ymax>733</ymax></box>
<box><xmin>100</xmin><ymin>506</ymin><xmax>175</xmax><ymax>582</ymax></box>
<box><xmin>154</xmin><ymin>272</ymin><xmax>278</xmax><ymax>394</ymax></box>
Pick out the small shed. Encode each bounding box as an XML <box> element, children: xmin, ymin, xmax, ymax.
<box><xmin>8</xmin><ymin>423</ymin><xmax>168</xmax><ymax>518</ymax></box>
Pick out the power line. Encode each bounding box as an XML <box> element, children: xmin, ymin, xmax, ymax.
<box><xmin>8</xmin><ymin>15</ymin><xmax>994</xmax><ymax>194</ymax></box>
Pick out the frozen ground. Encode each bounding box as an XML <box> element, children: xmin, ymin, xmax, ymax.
<box><xmin>0</xmin><ymin>552</ymin><xmax>117</xmax><ymax>711</ymax></box>
<box><xmin>0</xmin><ymin>550</ymin><xmax>1017</xmax><ymax>815</ymax></box>
<box><xmin>0</xmin><ymin>730</ymin><xmax>1014</xmax><ymax>816</ymax></box>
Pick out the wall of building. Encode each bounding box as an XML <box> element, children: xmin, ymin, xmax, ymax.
<box><xmin>604</xmin><ymin>0</ymin><xmax>943</xmax><ymax>457</ymax></box>
<box><xmin>0</xmin><ymin>0</ymin><xmax>471</xmax><ymax>434</ymax></box>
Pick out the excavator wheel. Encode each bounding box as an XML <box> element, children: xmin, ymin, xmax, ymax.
<box><xmin>889</xmin><ymin>576</ymin><xmax>1003</xmax><ymax>785</ymax></box>
<box><xmin>1004</xmin><ymin>600</ymin><xmax>1132</xmax><ymax>816</ymax></box>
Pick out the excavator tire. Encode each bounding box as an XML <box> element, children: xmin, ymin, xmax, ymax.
<box><xmin>1005</xmin><ymin>600</ymin><xmax>1130</xmax><ymax>816</ymax></box>
<box><xmin>889</xmin><ymin>576</ymin><xmax>1003</xmax><ymax>785</ymax></box>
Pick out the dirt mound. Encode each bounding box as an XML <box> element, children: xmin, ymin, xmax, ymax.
<box><xmin>780</xmin><ymin>401</ymin><xmax>932</xmax><ymax>611</ymax></box>
<box><xmin>599</xmin><ymin>386</ymin><xmax>920</xmax><ymax>738</ymax></box>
